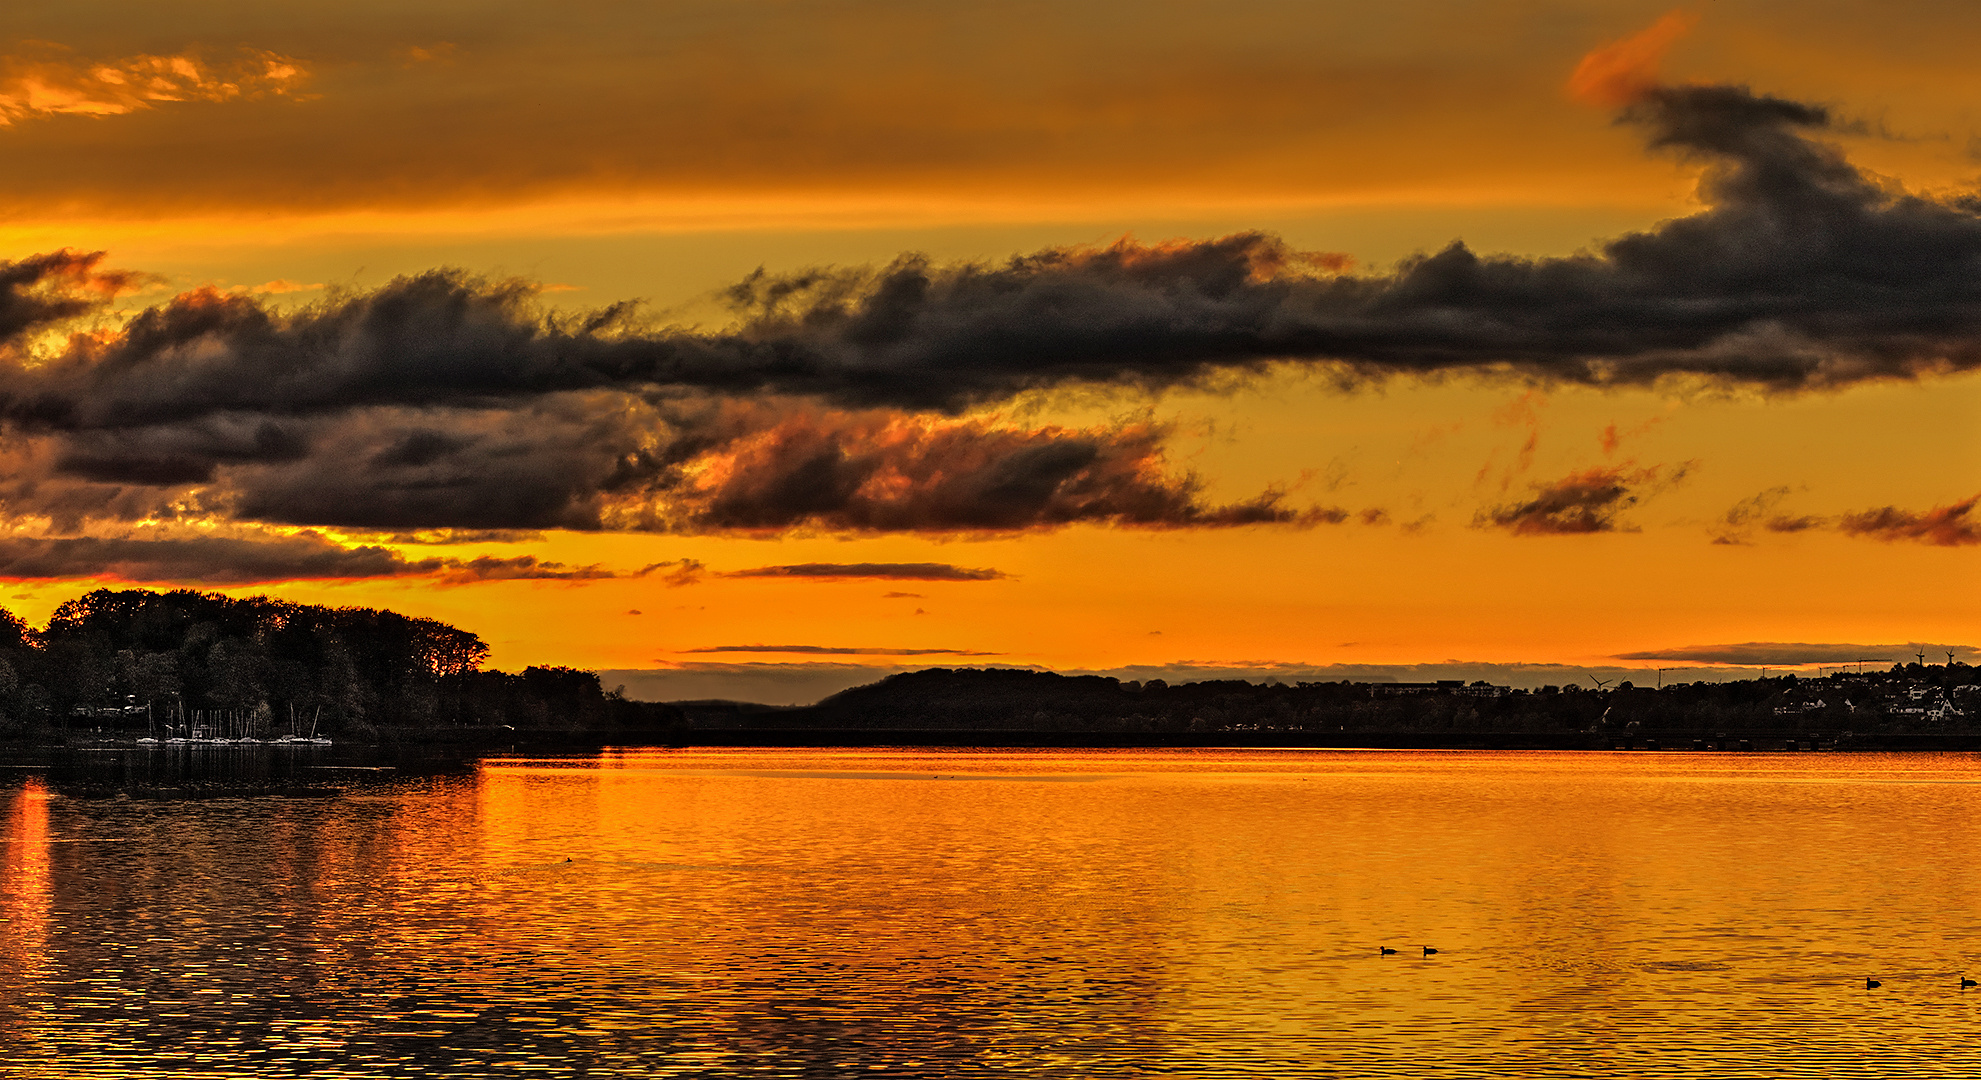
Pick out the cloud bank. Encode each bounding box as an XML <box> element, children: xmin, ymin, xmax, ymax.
<box><xmin>13</xmin><ymin>82</ymin><xmax>1981</xmax><ymax>434</ymax></box>
<box><xmin>0</xmin><ymin>76</ymin><xmax>1976</xmax><ymax>576</ymax></box>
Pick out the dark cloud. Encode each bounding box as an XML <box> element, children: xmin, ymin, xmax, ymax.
<box><xmin>426</xmin><ymin>555</ymin><xmax>630</xmax><ymax>585</ymax></box>
<box><xmin>216</xmin><ymin>399</ymin><xmax>660</xmax><ymax>531</ymax></box>
<box><xmin>0</xmin><ymin>250</ymin><xmax>144</xmax><ymax>342</ymax></box>
<box><xmin>5</xmin><ymin>81</ymin><xmax>1981</xmax><ymax>432</ymax></box>
<box><xmin>1478</xmin><ymin>463</ymin><xmax>1686</xmax><ymax>536</ymax></box>
<box><xmin>724</xmin><ymin>562</ymin><xmax>1009</xmax><ymax>581</ymax></box>
<box><xmin>1712</xmin><ymin>489</ymin><xmax>1981</xmax><ymax>547</ymax></box>
<box><xmin>0</xmin><ymin>533</ymin><xmax>413</xmax><ymax>585</ymax></box>
<box><xmin>379</xmin><ymin>529</ymin><xmax>548</xmax><ymax>545</ymax></box>
<box><xmin>1838</xmin><ymin>494</ymin><xmax>1981</xmax><ymax>546</ymax></box>
<box><xmin>1615</xmin><ymin>642</ymin><xmax>1978</xmax><ymax>666</ymax></box>
<box><xmin>656</xmin><ymin>409</ymin><xmax>1319</xmax><ymax>533</ymax></box>
<box><xmin>680</xmin><ymin>645</ymin><xmax>1001</xmax><ymax>656</ymax></box>
<box><xmin>0</xmin><ymin>79</ymin><xmax>1973</xmax><ymax>565</ymax></box>
<box><xmin>4</xmin><ymin>394</ymin><xmax>1318</xmax><ymax>536</ymax></box>
<box><xmin>0</xmin><ymin>532</ymin><xmax>654</xmax><ymax>586</ymax></box>
<box><xmin>638</xmin><ymin>559</ymin><xmax>706</xmax><ymax>586</ymax></box>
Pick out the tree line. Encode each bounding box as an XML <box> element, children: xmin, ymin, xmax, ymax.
<box><xmin>0</xmin><ymin>588</ymin><xmax>680</xmax><ymax>739</ymax></box>
<box><xmin>760</xmin><ymin>666</ymin><xmax>1981</xmax><ymax>736</ymax></box>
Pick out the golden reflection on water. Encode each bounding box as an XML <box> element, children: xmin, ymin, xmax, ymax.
<box><xmin>3</xmin><ymin>749</ymin><xmax>1981</xmax><ymax>1076</ymax></box>
<box><xmin>1</xmin><ymin>776</ymin><xmax>52</xmax><ymax>1031</ymax></box>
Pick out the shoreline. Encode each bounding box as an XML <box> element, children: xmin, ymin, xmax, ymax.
<box><xmin>11</xmin><ymin>728</ymin><xmax>1981</xmax><ymax>753</ymax></box>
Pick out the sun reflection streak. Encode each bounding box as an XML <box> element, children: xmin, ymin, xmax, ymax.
<box><xmin>0</xmin><ymin>777</ymin><xmax>52</xmax><ymax>1026</ymax></box>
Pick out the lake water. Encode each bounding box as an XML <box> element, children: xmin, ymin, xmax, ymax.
<box><xmin>4</xmin><ymin>747</ymin><xmax>1981</xmax><ymax>1077</ymax></box>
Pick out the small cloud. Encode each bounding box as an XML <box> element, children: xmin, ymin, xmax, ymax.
<box><xmin>1712</xmin><ymin>486</ymin><xmax>1825</xmax><ymax>545</ymax></box>
<box><xmin>1358</xmin><ymin>507</ymin><xmax>1390</xmax><ymax>526</ymax></box>
<box><xmin>627</xmin><ymin>609</ymin><xmax>642</xmax><ymax>615</ymax></box>
<box><xmin>881</xmin><ymin>591</ymin><xmax>923</xmax><ymax>598</ymax></box>
<box><xmin>1479</xmin><ymin>463</ymin><xmax>1686</xmax><ymax>536</ymax></box>
<box><xmin>399</xmin><ymin>42</ymin><xmax>457</xmax><ymax>65</ymax></box>
<box><xmin>241</xmin><ymin>279</ymin><xmax>322</xmax><ymax>296</ymax></box>
<box><xmin>1599</xmin><ymin>417</ymin><xmax>1663</xmax><ymax>457</ymax></box>
<box><xmin>638</xmin><ymin>558</ymin><xmax>706</xmax><ymax>586</ymax></box>
<box><xmin>1838</xmin><ymin>494</ymin><xmax>1981</xmax><ymax>547</ymax></box>
<box><xmin>1567</xmin><ymin>10</ymin><xmax>1699</xmax><ymax>108</ymax></box>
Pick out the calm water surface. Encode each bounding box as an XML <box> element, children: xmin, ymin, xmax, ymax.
<box><xmin>3</xmin><ymin>747</ymin><xmax>1980</xmax><ymax>1077</ymax></box>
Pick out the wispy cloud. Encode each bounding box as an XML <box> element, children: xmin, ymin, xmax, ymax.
<box><xmin>0</xmin><ymin>532</ymin><xmax>655</xmax><ymax>587</ymax></box>
<box><xmin>679</xmin><ymin>644</ymin><xmax>1001</xmax><ymax>656</ymax></box>
<box><xmin>0</xmin><ymin>46</ymin><xmax>308</xmax><ymax>126</ymax></box>
<box><xmin>723</xmin><ymin>562</ymin><xmax>1008</xmax><ymax>582</ymax></box>
<box><xmin>1712</xmin><ymin>486</ymin><xmax>1825</xmax><ymax>545</ymax></box>
<box><xmin>1478</xmin><ymin>463</ymin><xmax>1689</xmax><ymax>536</ymax></box>
<box><xmin>1711</xmin><ymin>490</ymin><xmax>1980</xmax><ymax>547</ymax></box>
<box><xmin>1566</xmin><ymin>11</ymin><xmax>1699</xmax><ymax>108</ymax></box>
<box><xmin>1838</xmin><ymin>494</ymin><xmax>1981</xmax><ymax>547</ymax></box>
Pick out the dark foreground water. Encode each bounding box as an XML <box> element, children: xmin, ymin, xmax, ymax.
<box><xmin>4</xmin><ymin>747</ymin><xmax>1981</xmax><ymax>1077</ymax></box>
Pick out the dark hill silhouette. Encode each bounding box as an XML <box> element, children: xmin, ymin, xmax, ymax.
<box><xmin>724</xmin><ymin>665</ymin><xmax>1981</xmax><ymax>746</ymax></box>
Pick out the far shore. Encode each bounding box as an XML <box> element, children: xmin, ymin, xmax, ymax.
<box><xmin>13</xmin><ymin>728</ymin><xmax>1981</xmax><ymax>753</ymax></box>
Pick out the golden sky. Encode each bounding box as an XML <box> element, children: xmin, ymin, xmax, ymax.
<box><xmin>0</xmin><ymin>2</ymin><xmax>1975</xmax><ymax>701</ymax></box>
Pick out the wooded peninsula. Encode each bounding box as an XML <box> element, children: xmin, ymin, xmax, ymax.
<box><xmin>0</xmin><ymin>588</ymin><xmax>682</xmax><ymax>742</ymax></box>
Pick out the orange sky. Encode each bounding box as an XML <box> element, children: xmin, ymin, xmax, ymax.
<box><xmin>0</xmin><ymin>3</ymin><xmax>1975</xmax><ymax>701</ymax></box>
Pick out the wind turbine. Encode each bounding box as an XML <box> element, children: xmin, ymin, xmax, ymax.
<box><xmin>1916</xmin><ymin>648</ymin><xmax>1927</xmax><ymax>668</ymax></box>
<box><xmin>1949</xmin><ymin>650</ymin><xmax>1959</xmax><ymax>667</ymax></box>
<box><xmin>1589</xmin><ymin>675</ymin><xmax>1613</xmax><ymax>691</ymax></box>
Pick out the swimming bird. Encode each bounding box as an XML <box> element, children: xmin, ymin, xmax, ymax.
<box><xmin>1423</xmin><ymin>946</ymin><xmax>1439</xmax><ymax>957</ymax></box>
<box><xmin>1379</xmin><ymin>947</ymin><xmax>1397</xmax><ymax>956</ymax></box>
<box><xmin>1963</xmin><ymin>977</ymin><xmax>1977</xmax><ymax>990</ymax></box>
<box><xmin>1866</xmin><ymin>978</ymin><xmax>1881</xmax><ymax>989</ymax></box>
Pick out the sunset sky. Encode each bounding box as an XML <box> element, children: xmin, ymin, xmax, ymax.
<box><xmin>0</xmin><ymin>1</ymin><xmax>1975</xmax><ymax>701</ymax></box>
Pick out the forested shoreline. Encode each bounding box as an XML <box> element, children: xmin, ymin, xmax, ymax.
<box><xmin>0</xmin><ymin>588</ymin><xmax>682</xmax><ymax>741</ymax></box>
<box><xmin>715</xmin><ymin>665</ymin><xmax>1981</xmax><ymax>742</ymax></box>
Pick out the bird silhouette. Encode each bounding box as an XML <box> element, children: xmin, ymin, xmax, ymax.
<box><xmin>1962</xmin><ymin>977</ymin><xmax>1977</xmax><ymax>990</ymax></box>
<box><xmin>1422</xmin><ymin>946</ymin><xmax>1439</xmax><ymax>957</ymax></box>
<box><xmin>1866</xmin><ymin>978</ymin><xmax>1881</xmax><ymax>989</ymax></box>
<box><xmin>1379</xmin><ymin>947</ymin><xmax>1397</xmax><ymax>956</ymax></box>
